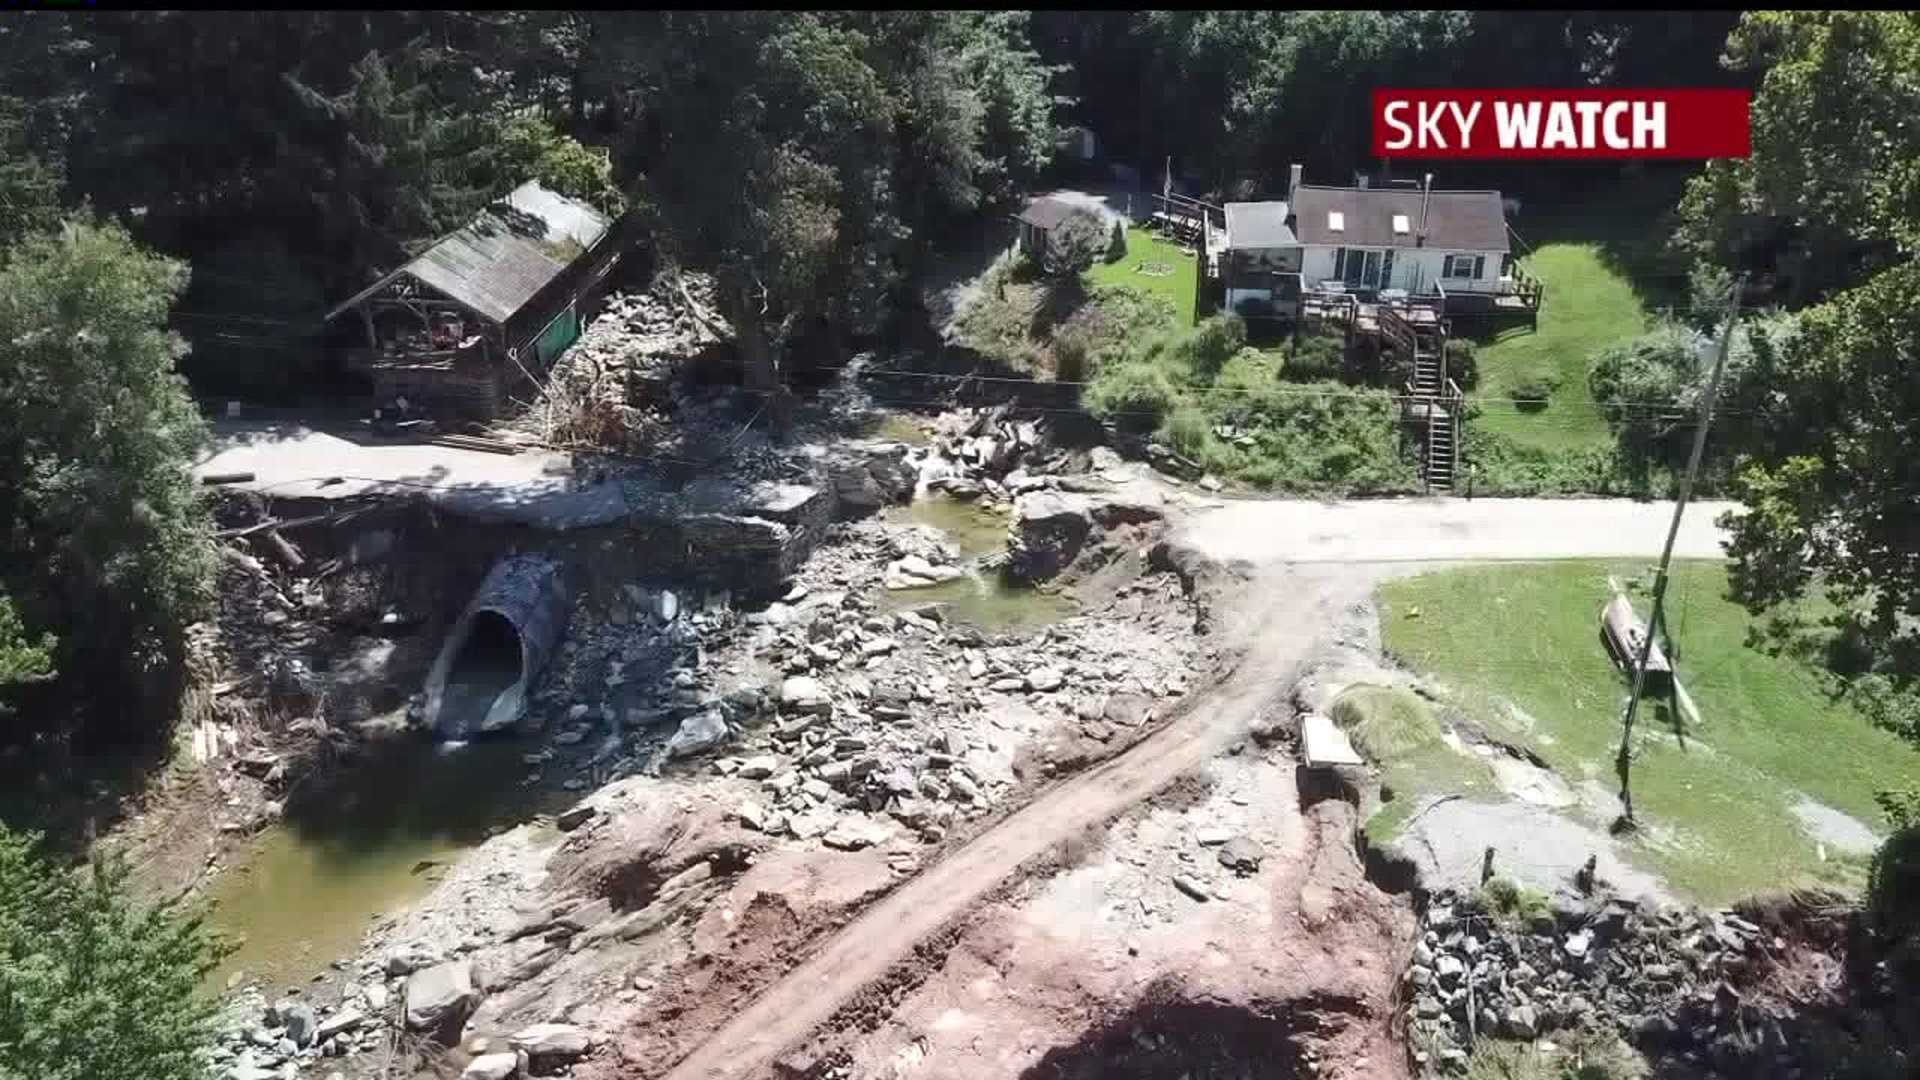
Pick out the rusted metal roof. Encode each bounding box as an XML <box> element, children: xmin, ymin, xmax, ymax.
<box><xmin>326</xmin><ymin>182</ymin><xmax>613</xmax><ymax>325</ymax></box>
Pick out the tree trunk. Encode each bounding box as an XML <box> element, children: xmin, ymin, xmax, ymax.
<box><xmin>729</xmin><ymin>282</ymin><xmax>794</xmax><ymax>442</ymax></box>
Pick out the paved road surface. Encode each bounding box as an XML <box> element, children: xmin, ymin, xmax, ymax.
<box><xmin>194</xmin><ymin>421</ymin><xmax>626</xmax><ymax>527</ymax></box>
<box><xmin>1176</xmin><ymin>496</ymin><xmax>1735</xmax><ymax>566</ymax></box>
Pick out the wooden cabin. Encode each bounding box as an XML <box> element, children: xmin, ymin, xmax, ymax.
<box><xmin>324</xmin><ymin>182</ymin><xmax>627</xmax><ymax>418</ymax></box>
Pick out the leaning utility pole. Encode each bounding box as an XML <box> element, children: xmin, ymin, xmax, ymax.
<box><xmin>1614</xmin><ymin>274</ymin><xmax>1746</xmax><ymax>829</ymax></box>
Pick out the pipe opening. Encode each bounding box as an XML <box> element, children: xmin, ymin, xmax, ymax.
<box><xmin>439</xmin><ymin>610</ymin><xmax>525</xmax><ymax>739</ymax></box>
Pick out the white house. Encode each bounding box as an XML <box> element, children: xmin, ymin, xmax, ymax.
<box><xmin>1221</xmin><ymin>164</ymin><xmax>1525</xmax><ymax>318</ymax></box>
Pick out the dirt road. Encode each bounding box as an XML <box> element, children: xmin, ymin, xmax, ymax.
<box><xmin>657</xmin><ymin>566</ymin><xmax>1362</xmax><ymax>1080</ymax></box>
<box><xmin>651</xmin><ymin>496</ymin><xmax>1738</xmax><ymax>1080</ymax></box>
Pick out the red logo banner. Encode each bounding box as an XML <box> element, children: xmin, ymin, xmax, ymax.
<box><xmin>1372</xmin><ymin>89</ymin><xmax>1752</xmax><ymax>160</ymax></box>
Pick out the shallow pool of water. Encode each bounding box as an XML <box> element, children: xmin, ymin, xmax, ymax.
<box><xmin>882</xmin><ymin>571</ymin><xmax>1080</xmax><ymax>630</ymax></box>
<box><xmin>879</xmin><ymin>497</ymin><xmax>1079</xmax><ymax>629</ymax></box>
<box><xmin>864</xmin><ymin>413</ymin><xmax>934</xmax><ymax>447</ymax></box>
<box><xmin>204</xmin><ymin>734</ymin><xmax>565</xmax><ymax>992</ymax></box>
<box><xmin>882</xmin><ymin>496</ymin><xmax>1011</xmax><ymax>560</ymax></box>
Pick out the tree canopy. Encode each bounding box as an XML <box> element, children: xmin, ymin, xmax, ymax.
<box><xmin>0</xmin><ymin>221</ymin><xmax>213</xmax><ymax>736</ymax></box>
<box><xmin>0</xmin><ymin>826</ymin><xmax>227</xmax><ymax>1080</ymax></box>
<box><xmin>1676</xmin><ymin>12</ymin><xmax>1920</xmax><ymax>302</ymax></box>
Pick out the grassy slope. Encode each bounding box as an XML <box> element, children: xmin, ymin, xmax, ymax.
<box><xmin>1471</xmin><ymin>244</ymin><xmax>1649</xmax><ymax>453</ymax></box>
<box><xmin>1086</xmin><ymin>232</ymin><xmax>1197</xmax><ymax>328</ymax></box>
<box><xmin>1379</xmin><ymin>561</ymin><xmax>1920</xmax><ymax>904</ymax></box>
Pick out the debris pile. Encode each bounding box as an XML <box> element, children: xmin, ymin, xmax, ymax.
<box><xmin>1407</xmin><ymin>888</ymin><xmax>1845</xmax><ymax>1077</ymax></box>
<box><xmin>207</xmin><ymin>985</ymin><xmax>382</xmax><ymax>1079</ymax></box>
<box><xmin>522</xmin><ymin>270</ymin><xmax>729</xmax><ymax>452</ymax></box>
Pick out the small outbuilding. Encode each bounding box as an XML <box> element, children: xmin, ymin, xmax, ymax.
<box><xmin>1013</xmin><ymin>195</ymin><xmax>1086</xmax><ymax>266</ymax></box>
<box><xmin>324</xmin><ymin>181</ymin><xmax>628</xmax><ymax>418</ymax></box>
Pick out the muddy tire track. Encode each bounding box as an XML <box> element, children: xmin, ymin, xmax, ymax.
<box><xmin>649</xmin><ymin>566</ymin><xmax>1367</xmax><ymax>1080</ymax></box>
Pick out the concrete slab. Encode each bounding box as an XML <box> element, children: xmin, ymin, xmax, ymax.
<box><xmin>1301</xmin><ymin>712</ymin><xmax>1364</xmax><ymax>768</ymax></box>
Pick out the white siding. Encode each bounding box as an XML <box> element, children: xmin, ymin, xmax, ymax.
<box><xmin>1300</xmin><ymin>245</ymin><xmax>1504</xmax><ymax>294</ymax></box>
<box><xmin>1301</xmin><ymin>246</ymin><xmax>1340</xmax><ymax>287</ymax></box>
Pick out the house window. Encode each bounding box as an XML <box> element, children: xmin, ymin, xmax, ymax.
<box><xmin>1444</xmin><ymin>254</ymin><xmax>1486</xmax><ymax>279</ymax></box>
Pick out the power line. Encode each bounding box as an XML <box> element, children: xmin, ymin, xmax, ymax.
<box><xmin>855</xmin><ymin>366</ymin><xmax>1771</xmax><ymax>416</ymax></box>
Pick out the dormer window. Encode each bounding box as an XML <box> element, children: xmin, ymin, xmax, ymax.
<box><xmin>1328</xmin><ymin>211</ymin><xmax>1345</xmax><ymax>233</ymax></box>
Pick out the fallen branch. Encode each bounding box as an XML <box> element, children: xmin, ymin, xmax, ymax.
<box><xmin>675</xmin><ymin>271</ymin><xmax>734</xmax><ymax>343</ymax></box>
<box><xmin>214</xmin><ymin>511</ymin><xmax>345</xmax><ymax>540</ymax></box>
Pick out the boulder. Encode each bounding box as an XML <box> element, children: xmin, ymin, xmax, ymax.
<box><xmin>1218</xmin><ymin>837</ymin><xmax>1265</xmax><ymax>872</ymax></box>
<box><xmin>1006</xmin><ymin>492</ymin><xmax>1092</xmax><ymax>583</ymax></box>
<box><xmin>1504</xmin><ymin>1004</ymin><xmax>1540</xmax><ymax>1039</ymax></box>
<box><xmin>779</xmin><ymin>676</ymin><xmax>831</xmax><ymax>714</ymax></box>
<box><xmin>510</xmin><ymin>1022</ymin><xmax>594</xmax><ymax>1066</ymax></box>
<box><xmin>664</xmin><ymin>709</ymin><xmax>731</xmax><ymax>760</ymax></box>
<box><xmin>1025</xmin><ymin>667</ymin><xmax>1064</xmax><ymax>693</ymax></box>
<box><xmin>462</xmin><ymin>1053</ymin><xmax>520</xmax><ymax>1080</ymax></box>
<box><xmin>822</xmin><ymin>816</ymin><xmax>893</xmax><ymax>851</ymax></box>
<box><xmin>384</xmin><ymin>945</ymin><xmax>437</xmax><ymax>977</ymax></box>
<box><xmin>556</xmin><ymin>804</ymin><xmax>597</xmax><ymax>832</ymax></box>
<box><xmin>827</xmin><ymin>443</ymin><xmax>916</xmax><ymax>519</ymax></box>
<box><xmin>280</xmin><ymin>1003</ymin><xmax>318</xmax><ymax>1048</ymax></box>
<box><xmin>314</xmin><ymin>1008</ymin><xmax>366</xmax><ymax>1043</ymax></box>
<box><xmin>404</xmin><ymin>960</ymin><xmax>479</xmax><ymax>1041</ymax></box>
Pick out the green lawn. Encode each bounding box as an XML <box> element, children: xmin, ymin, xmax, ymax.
<box><xmin>1470</xmin><ymin>243</ymin><xmax>1650</xmax><ymax>453</ymax></box>
<box><xmin>1086</xmin><ymin>232</ymin><xmax>1197</xmax><ymax>328</ymax></box>
<box><xmin>1378</xmin><ymin>561</ymin><xmax>1920</xmax><ymax>904</ymax></box>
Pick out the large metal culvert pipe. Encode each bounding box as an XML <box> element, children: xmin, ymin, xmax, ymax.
<box><xmin>422</xmin><ymin>554</ymin><xmax>566</xmax><ymax>739</ymax></box>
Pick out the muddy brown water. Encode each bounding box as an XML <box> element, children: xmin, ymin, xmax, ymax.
<box><xmin>204</xmin><ymin>733</ymin><xmax>566</xmax><ymax>993</ymax></box>
<box><xmin>207</xmin><ymin>493</ymin><xmax>1064</xmax><ymax>995</ymax></box>
<box><xmin>880</xmin><ymin>497</ymin><xmax>1079</xmax><ymax>629</ymax></box>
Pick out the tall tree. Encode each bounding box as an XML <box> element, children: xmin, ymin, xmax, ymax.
<box><xmin>0</xmin><ymin>221</ymin><xmax>213</xmax><ymax>735</ymax></box>
<box><xmin>0</xmin><ymin>826</ymin><xmax>227</xmax><ymax>1080</ymax></box>
<box><xmin>1721</xmin><ymin>259</ymin><xmax>1920</xmax><ymax>659</ymax></box>
<box><xmin>1676</xmin><ymin>12</ymin><xmax>1920</xmax><ymax>303</ymax></box>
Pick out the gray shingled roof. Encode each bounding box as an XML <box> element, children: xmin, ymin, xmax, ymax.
<box><xmin>1224</xmin><ymin>201</ymin><xmax>1295</xmax><ymax>249</ymax></box>
<box><xmin>1291</xmin><ymin>185</ymin><xmax>1508</xmax><ymax>251</ymax></box>
<box><xmin>1016</xmin><ymin>195</ymin><xmax>1084</xmax><ymax>231</ymax></box>
<box><xmin>327</xmin><ymin>182</ymin><xmax>613</xmax><ymax>325</ymax></box>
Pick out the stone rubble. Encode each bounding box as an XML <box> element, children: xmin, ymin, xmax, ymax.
<box><xmin>1407</xmin><ymin>888</ymin><xmax>1824</xmax><ymax>1077</ymax></box>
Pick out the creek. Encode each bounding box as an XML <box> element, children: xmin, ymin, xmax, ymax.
<box><xmin>879</xmin><ymin>496</ymin><xmax>1079</xmax><ymax>629</ymax></box>
<box><xmin>204</xmin><ymin>734</ymin><xmax>566</xmax><ymax>992</ymax></box>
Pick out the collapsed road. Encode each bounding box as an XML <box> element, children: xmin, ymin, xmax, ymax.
<box><xmin>642</xmin><ymin>499</ymin><xmax>1734</xmax><ymax>1080</ymax></box>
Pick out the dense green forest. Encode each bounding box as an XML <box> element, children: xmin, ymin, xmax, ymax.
<box><xmin>0</xmin><ymin>6</ymin><xmax>1913</xmax><ymax>751</ymax></box>
<box><xmin>1</xmin><ymin>14</ymin><xmax>1919</xmax><ymax>1068</ymax></box>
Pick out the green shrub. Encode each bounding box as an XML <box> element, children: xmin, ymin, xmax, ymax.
<box><xmin>0</xmin><ymin>826</ymin><xmax>229</xmax><ymax>1080</ymax></box>
<box><xmin>1446</xmin><ymin>337</ymin><xmax>1480</xmax><ymax>390</ymax></box>
<box><xmin>1511</xmin><ymin>378</ymin><xmax>1554</xmax><ymax>412</ymax></box>
<box><xmin>1330</xmin><ymin>684</ymin><xmax>1442</xmax><ymax>760</ymax></box>
<box><xmin>1104</xmin><ymin>219</ymin><xmax>1127</xmax><ymax>264</ymax></box>
<box><xmin>1181</xmin><ymin>313</ymin><xmax>1246</xmax><ymax>377</ymax></box>
<box><xmin>1873</xmin><ymin>790</ymin><xmax>1920</xmax><ymax>941</ymax></box>
<box><xmin>1285</xmin><ymin>333</ymin><xmax>1347</xmax><ymax>382</ymax></box>
<box><xmin>1052</xmin><ymin>323</ymin><xmax>1093</xmax><ymax>383</ymax></box>
<box><xmin>1157</xmin><ymin>402</ymin><xmax>1214</xmax><ymax>459</ymax></box>
<box><xmin>1085</xmin><ymin>359</ymin><xmax>1180</xmax><ymax>432</ymax></box>
<box><xmin>1473</xmin><ymin>876</ymin><xmax>1553</xmax><ymax>926</ymax></box>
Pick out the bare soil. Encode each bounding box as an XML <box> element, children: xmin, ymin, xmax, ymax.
<box><xmin>577</xmin><ymin>562</ymin><xmax>1397</xmax><ymax>1080</ymax></box>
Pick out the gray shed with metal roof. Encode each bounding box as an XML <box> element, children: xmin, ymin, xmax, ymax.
<box><xmin>325</xmin><ymin>181</ymin><xmax>627</xmax><ymax>418</ymax></box>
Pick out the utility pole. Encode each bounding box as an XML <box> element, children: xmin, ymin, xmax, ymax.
<box><xmin>1614</xmin><ymin>274</ymin><xmax>1745</xmax><ymax>830</ymax></box>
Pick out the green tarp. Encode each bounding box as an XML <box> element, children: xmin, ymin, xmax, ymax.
<box><xmin>533</xmin><ymin>306</ymin><xmax>581</xmax><ymax>367</ymax></box>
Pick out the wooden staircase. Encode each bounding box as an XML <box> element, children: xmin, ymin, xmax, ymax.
<box><xmin>1381</xmin><ymin>298</ymin><xmax>1462</xmax><ymax>494</ymax></box>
